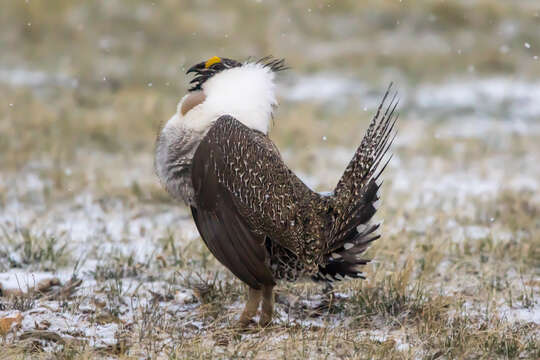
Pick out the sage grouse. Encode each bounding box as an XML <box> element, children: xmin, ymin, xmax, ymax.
<box><xmin>155</xmin><ymin>56</ymin><xmax>397</xmax><ymax>327</ymax></box>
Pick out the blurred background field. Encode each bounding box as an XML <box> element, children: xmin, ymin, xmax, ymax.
<box><xmin>0</xmin><ymin>1</ymin><xmax>539</xmax><ymax>358</ymax></box>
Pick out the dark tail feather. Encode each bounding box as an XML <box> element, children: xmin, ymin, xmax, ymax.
<box><xmin>315</xmin><ymin>179</ymin><xmax>382</xmax><ymax>282</ymax></box>
<box><xmin>316</xmin><ymin>85</ymin><xmax>397</xmax><ymax>282</ymax></box>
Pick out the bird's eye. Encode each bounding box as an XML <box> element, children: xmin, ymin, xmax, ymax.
<box><xmin>181</xmin><ymin>91</ymin><xmax>206</xmax><ymax>116</ymax></box>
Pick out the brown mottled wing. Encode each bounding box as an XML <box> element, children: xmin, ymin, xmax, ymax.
<box><xmin>191</xmin><ymin>116</ymin><xmax>323</xmax><ymax>286</ymax></box>
<box><xmin>190</xmin><ymin>137</ymin><xmax>274</xmax><ymax>288</ymax></box>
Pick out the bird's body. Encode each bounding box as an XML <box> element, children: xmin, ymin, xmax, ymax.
<box><xmin>155</xmin><ymin>56</ymin><xmax>397</xmax><ymax>327</ymax></box>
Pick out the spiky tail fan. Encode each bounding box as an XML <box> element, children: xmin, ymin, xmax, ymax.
<box><xmin>315</xmin><ymin>84</ymin><xmax>398</xmax><ymax>282</ymax></box>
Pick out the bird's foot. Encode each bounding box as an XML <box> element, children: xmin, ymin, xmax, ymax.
<box><xmin>235</xmin><ymin>287</ymin><xmax>261</xmax><ymax>330</ymax></box>
<box><xmin>258</xmin><ymin>312</ymin><xmax>272</xmax><ymax>327</ymax></box>
<box><xmin>259</xmin><ymin>284</ymin><xmax>274</xmax><ymax>327</ymax></box>
<box><xmin>234</xmin><ymin>317</ymin><xmax>256</xmax><ymax>330</ymax></box>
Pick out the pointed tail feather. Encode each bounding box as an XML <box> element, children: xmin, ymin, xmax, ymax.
<box><xmin>316</xmin><ymin>85</ymin><xmax>397</xmax><ymax>281</ymax></box>
<box><xmin>313</xmin><ymin>219</ymin><xmax>381</xmax><ymax>282</ymax></box>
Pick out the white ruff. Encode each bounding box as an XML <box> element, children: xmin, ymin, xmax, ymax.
<box><xmin>168</xmin><ymin>62</ymin><xmax>277</xmax><ymax>135</ymax></box>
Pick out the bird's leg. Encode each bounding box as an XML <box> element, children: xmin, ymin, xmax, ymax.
<box><xmin>236</xmin><ymin>287</ymin><xmax>262</xmax><ymax>328</ymax></box>
<box><xmin>259</xmin><ymin>284</ymin><xmax>274</xmax><ymax>327</ymax></box>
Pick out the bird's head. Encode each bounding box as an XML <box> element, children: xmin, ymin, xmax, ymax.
<box><xmin>175</xmin><ymin>56</ymin><xmax>287</xmax><ymax>134</ymax></box>
<box><xmin>186</xmin><ymin>56</ymin><xmax>243</xmax><ymax>91</ymax></box>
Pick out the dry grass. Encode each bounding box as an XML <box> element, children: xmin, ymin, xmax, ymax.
<box><xmin>1</xmin><ymin>1</ymin><xmax>539</xmax><ymax>359</ymax></box>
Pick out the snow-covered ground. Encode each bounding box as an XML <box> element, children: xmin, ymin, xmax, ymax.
<box><xmin>2</xmin><ymin>0</ymin><xmax>539</xmax><ymax>356</ymax></box>
<box><xmin>1</xmin><ymin>82</ymin><xmax>538</xmax><ymax>355</ymax></box>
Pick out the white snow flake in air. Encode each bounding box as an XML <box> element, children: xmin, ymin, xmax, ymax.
<box><xmin>499</xmin><ymin>45</ymin><xmax>509</xmax><ymax>54</ymax></box>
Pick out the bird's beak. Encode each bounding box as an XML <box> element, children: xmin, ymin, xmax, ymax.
<box><xmin>187</xmin><ymin>62</ymin><xmax>205</xmax><ymax>74</ymax></box>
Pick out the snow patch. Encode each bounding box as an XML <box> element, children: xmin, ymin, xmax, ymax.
<box><xmin>499</xmin><ymin>303</ymin><xmax>540</xmax><ymax>325</ymax></box>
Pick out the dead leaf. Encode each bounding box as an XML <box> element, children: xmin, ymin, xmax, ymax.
<box><xmin>19</xmin><ymin>330</ymin><xmax>65</xmax><ymax>344</ymax></box>
<box><xmin>156</xmin><ymin>254</ymin><xmax>167</xmax><ymax>267</ymax></box>
<box><xmin>150</xmin><ymin>290</ymin><xmax>174</xmax><ymax>302</ymax></box>
<box><xmin>34</xmin><ymin>320</ymin><xmax>51</xmax><ymax>330</ymax></box>
<box><xmin>93</xmin><ymin>298</ymin><xmax>106</xmax><ymax>309</ymax></box>
<box><xmin>382</xmin><ymin>338</ymin><xmax>396</xmax><ymax>350</ymax></box>
<box><xmin>0</xmin><ymin>313</ymin><xmax>24</xmax><ymax>337</ymax></box>
<box><xmin>41</xmin><ymin>278</ymin><xmax>82</xmax><ymax>301</ymax></box>
<box><xmin>95</xmin><ymin>311</ymin><xmax>123</xmax><ymax>325</ymax></box>
<box><xmin>1</xmin><ymin>287</ymin><xmax>24</xmax><ymax>297</ymax></box>
<box><xmin>37</xmin><ymin>278</ymin><xmax>61</xmax><ymax>293</ymax></box>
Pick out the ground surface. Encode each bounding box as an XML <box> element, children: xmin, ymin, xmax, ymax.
<box><xmin>0</xmin><ymin>1</ymin><xmax>539</xmax><ymax>359</ymax></box>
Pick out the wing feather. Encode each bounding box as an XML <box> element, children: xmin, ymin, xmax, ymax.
<box><xmin>191</xmin><ymin>116</ymin><xmax>316</xmax><ymax>287</ymax></box>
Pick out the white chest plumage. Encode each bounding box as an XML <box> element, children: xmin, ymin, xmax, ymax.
<box><xmin>155</xmin><ymin>61</ymin><xmax>278</xmax><ymax>205</ymax></box>
<box><xmin>173</xmin><ymin>63</ymin><xmax>276</xmax><ymax>134</ymax></box>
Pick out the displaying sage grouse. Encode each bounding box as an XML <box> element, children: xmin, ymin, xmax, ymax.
<box><xmin>155</xmin><ymin>56</ymin><xmax>397</xmax><ymax>327</ymax></box>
